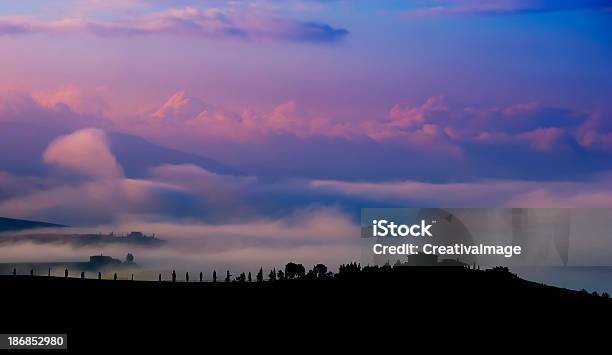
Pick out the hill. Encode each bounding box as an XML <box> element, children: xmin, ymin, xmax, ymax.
<box><xmin>1</xmin><ymin>265</ymin><xmax>610</xmax><ymax>351</ymax></box>
<box><xmin>0</xmin><ymin>217</ymin><xmax>65</xmax><ymax>232</ymax></box>
<box><xmin>0</xmin><ymin>122</ymin><xmax>240</xmax><ymax>177</ymax></box>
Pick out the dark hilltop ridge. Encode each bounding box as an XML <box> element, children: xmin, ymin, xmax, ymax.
<box><xmin>0</xmin><ymin>217</ymin><xmax>165</xmax><ymax>246</ymax></box>
<box><xmin>0</xmin><ymin>216</ymin><xmax>66</xmax><ymax>232</ymax></box>
<box><xmin>2</xmin><ymin>262</ymin><xmax>611</xmax><ymax>351</ymax></box>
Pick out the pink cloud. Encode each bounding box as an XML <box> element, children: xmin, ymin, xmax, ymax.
<box><xmin>0</xmin><ymin>7</ymin><xmax>348</xmax><ymax>43</ymax></box>
<box><xmin>2</xmin><ymin>90</ymin><xmax>611</xmax><ymax>183</ymax></box>
<box><xmin>516</xmin><ymin>127</ymin><xmax>567</xmax><ymax>151</ymax></box>
<box><xmin>43</xmin><ymin>128</ymin><xmax>124</xmax><ymax>178</ymax></box>
<box><xmin>128</xmin><ymin>92</ymin><xmax>612</xmax><ymax>174</ymax></box>
<box><xmin>144</xmin><ymin>91</ymin><xmax>354</xmax><ymax>141</ymax></box>
<box><xmin>3</xmin><ymin>89</ymin><xmax>601</xmax><ymax>158</ymax></box>
<box><xmin>575</xmin><ymin>110</ymin><xmax>612</xmax><ymax>151</ymax></box>
<box><xmin>148</xmin><ymin>91</ymin><xmax>434</xmax><ymax>143</ymax></box>
<box><xmin>33</xmin><ymin>86</ymin><xmax>108</xmax><ymax>116</ymax></box>
<box><xmin>364</xmin><ymin>97</ymin><xmax>591</xmax><ymax>152</ymax></box>
<box><xmin>387</xmin><ymin>96</ymin><xmax>447</xmax><ymax>129</ymax></box>
<box><xmin>0</xmin><ymin>90</ymin><xmax>109</xmax><ymax>129</ymax></box>
<box><xmin>151</xmin><ymin>91</ymin><xmax>212</xmax><ymax>122</ymax></box>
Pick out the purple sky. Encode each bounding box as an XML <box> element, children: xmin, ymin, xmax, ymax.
<box><xmin>1</xmin><ymin>1</ymin><xmax>612</xmax><ymax>267</ymax></box>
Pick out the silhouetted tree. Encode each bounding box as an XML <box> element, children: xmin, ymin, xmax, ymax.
<box><xmin>64</xmin><ymin>268</ymin><xmax>68</xmax><ymax>278</ymax></box>
<box><xmin>30</xmin><ymin>269</ymin><xmax>34</xmax><ymax>277</ymax></box>
<box><xmin>12</xmin><ymin>268</ymin><xmax>16</xmax><ymax>276</ymax></box>
<box><xmin>338</xmin><ymin>262</ymin><xmax>361</xmax><ymax>277</ymax></box>
<box><xmin>313</xmin><ymin>264</ymin><xmax>328</xmax><ymax>279</ymax></box>
<box><xmin>185</xmin><ymin>272</ymin><xmax>189</xmax><ymax>282</ymax></box>
<box><xmin>114</xmin><ymin>273</ymin><xmax>117</xmax><ymax>281</ymax></box>
<box><xmin>213</xmin><ymin>270</ymin><xmax>217</xmax><ymax>283</ymax></box>
<box><xmin>80</xmin><ymin>271</ymin><xmax>85</xmax><ymax>279</ymax></box>
<box><xmin>48</xmin><ymin>268</ymin><xmax>51</xmax><ymax>277</ymax></box>
<box><xmin>277</xmin><ymin>269</ymin><xmax>285</xmax><ymax>281</ymax></box>
<box><xmin>268</xmin><ymin>268</ymin><xmax>276</xmax><ymax>281</ymax></box>
<box><xmin>131</xmin><ymin>273</ymin><xmax>134</xmax><ymax>281</ymax></box>
<box><xmin>285</xmin><ymin>262</ymin><xmax>305</xmax><ymax>279</ymax></box>
<box><xmin>159</xmin><ymin>273</ymin><xmax>162</xmax><ymax>282</ymax></box>
<box><xmin>98</xmin><ymin>272</ymin><xmax>102</xmax><ymax>280</ymax></box>
<box><xmin>237</xmin><ymin>272</ymin><xmax>246</xmax><ymax>282</ymax></box>
<box><xmin>248</xmin><ymin>272</ymin><xmax>252</xmax><ymax>282</ymax></box>
<box><xmin>200</xmin><ymin>272</ymin><xmax>203</xmax><ymax>282</ymax></box>
<box><xmin>603</xmin><ymin>292</ymin><xmax>610</xmax><ymax>298</ymax></box>
<box><xmin>257</xmin><ymin>267</ymin><xmax>264</xmax><ymax>282</ymax></box>
<box><xmin>225</xmin><ymin>270</ymin><xmax>231</xmax><ymax>283</ymax></box>
<box><xmin>172</xmin><ymin>270</ymin><xmax>177</xmax><ymax>283</ymax></box>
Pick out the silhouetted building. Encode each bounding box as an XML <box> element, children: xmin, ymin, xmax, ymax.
<box><xmin>89</xmin><ymin>255</ymin><xmax>122</xmax><ymax>267</ymax></box>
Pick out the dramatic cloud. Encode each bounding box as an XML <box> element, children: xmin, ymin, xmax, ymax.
<box><xmin>1</xmin><ymin>1</ymin><xmax>611</xmax><ymax>273</ymax></box>
<box><xmin>33</xmin><ymin>86</ymin><xmax>108</xmax><ymax>116</ymax></box>
<box><xmin>370</xmin><ymin>98</ymin><xmax>588</xmax><ymax>152</ymax></box>
<box><xmin>0</xmin><ymin>129</ymin><xmax>363</xmax><ymax>266</ymax></box>
<box><xmin>0</xmin><ymin>91</ymin><xmax>108</xmax><ymax>129</ymax></box>
<box><xmin>145</xmin><ymin>92</ymin><xmax>353</xmax><ymax>141</ymax></box>
<box><xmin>3</xmin><ymin>89</ymin><xmax>612</xmax><ymax>183</ymax></box>
<box><xmin>145</xmin><ymin>92</ymin><xmax>600</xmax><ymax>151</ymax></box>
<box><xmin>43</xmin><ymin>128</ymin><xmax>124</xmax><ymax>179</ymax></box>
<box><xmin>151</xmin><ymin>91</ymin><xmax>213</xmax><ymax>122</ymax></box>
<box><xmin>1</xmin><ymin>127</ymin><xmax>259</xmax><ymax>225</ymax></box>
<box><xmin>131</xmin><ymin>92</ymin><xmax>612</xmax><ymax>182</ymax></box>
<box><xmin>5</xmin><ymin>115</ymin><xmax>612</xmax><ymax>270</ymax></box>
<box><xmin>0</xmin><ymin>6</ymin><xmax>348</xmax><ymax>43</ymax></box>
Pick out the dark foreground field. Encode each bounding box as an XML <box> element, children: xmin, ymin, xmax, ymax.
<box><xmin>1</xmin><ymin>266</ymin><xmax>610</xmax><ymax>351</ymax></box>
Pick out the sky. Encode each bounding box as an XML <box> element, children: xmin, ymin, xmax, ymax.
<box><xmin>1</xmin><ymin>0</ymin><xmax>612</xmax><ymax>269</ymax></box>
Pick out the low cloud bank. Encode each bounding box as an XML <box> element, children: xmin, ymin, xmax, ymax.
<box><xmin>2</xmin><ymin>124</ymin><xmax>612</xmax><ymax>268</ymax></box>
<box><xmin>0</xmin><ymin>6</ymin><xmax>348</xmax><ymax>44</ymax></box>
<box><xmin>0</xmin><ymin>208</ymin><xmax>360</xmax><ymax>273</ymax></box>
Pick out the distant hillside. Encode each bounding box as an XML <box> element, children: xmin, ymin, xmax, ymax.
<box><xmin>0</xmin><ymin>217</ymin><xmax>66</xmax><ymax>232</ymax></box>
<box><xmin>0</xmin><ymin>122</ymin><xmax>240</xmax><ymax>177</ymax></box>
<box><xmin>107</xmin><ymin>132</ymin><xmax>241</xmax><ymax>177</ymax></box>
